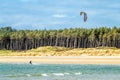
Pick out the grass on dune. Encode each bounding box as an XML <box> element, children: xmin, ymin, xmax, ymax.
<box><xmin>0</xmin><ymin>46</ymin><xmax>120</xmax><ymax>56</ymax></box>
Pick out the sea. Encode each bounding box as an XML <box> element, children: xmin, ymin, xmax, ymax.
<box><xmin>0</xmin><ymin>63</ymin><xmax>120</xmax><ymax>80</ymax></box>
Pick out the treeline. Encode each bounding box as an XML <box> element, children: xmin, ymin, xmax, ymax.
<box><xmin>0</xmin><ymin>26</ymin><xmax>120</xmax><ymax>50</ymax></box>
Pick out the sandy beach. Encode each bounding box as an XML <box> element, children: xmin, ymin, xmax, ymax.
<box><xmin>0</xmin><ymin>56</ymin><xmax>120</xmax><ymax>64</ymax></box>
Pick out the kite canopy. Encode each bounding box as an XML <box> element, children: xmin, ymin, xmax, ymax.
<box><xmin>80</xmin><ymin>12</ymin><xmax>87</xmax><ymax>22</ymax></box>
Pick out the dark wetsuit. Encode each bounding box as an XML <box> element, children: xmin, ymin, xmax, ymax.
<box><xmin>29</xmin><ymin>61</ymin><xmax>32</xmax><ymax>64</ymax></box>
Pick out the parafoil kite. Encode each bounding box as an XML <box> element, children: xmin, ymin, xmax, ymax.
<box><xmin>80</xmin><ymin>12</ymin><xmax>87</xmax><ymax>22</ymax></box>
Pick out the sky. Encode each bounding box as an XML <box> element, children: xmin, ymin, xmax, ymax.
<box><xmin>0</xmin><ymin>0</ymin><xmax>120</xmax><ymax>30</ymax></box>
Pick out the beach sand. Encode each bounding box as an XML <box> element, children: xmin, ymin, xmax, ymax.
<box><xmin>0</xmin><ymin>56</ymin><xmax>120</xmax><ymax>64</ymax></box>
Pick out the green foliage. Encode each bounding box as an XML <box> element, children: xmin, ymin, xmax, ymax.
<box><xmin>0</xmin><ymin>26</ymin><xmax>120</xmax><ymax>50</ymax></box>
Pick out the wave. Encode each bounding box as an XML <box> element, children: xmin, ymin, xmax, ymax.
<box><xmin>26</xmin><ymin>74</ymin><xmax>31</xmax><ymax>77</ymax></box>
<box><xmin>64</xmin><ymin>73</ymin><xmax>70</xmax><ymax>75</ymax></box>
<box><xmin>41</xmin><ymin>74</ymin><xmax>48</xmax><ymax>77</ymax></box>
<box><xmin>52</xmin><ymin>73</ymin><xmax>65</xmax><ymax>76</ymax></box>
<box><xmin>52</xmin><ymin>72</ymin><xmax>82</xmax><ymax>76</ymax></box>
<box><xmin>74</xmin><ymin>72</ymin><xmax>82</xmax><ymax>75</ymax></box>
<box><xmin>32</xmin><ymin>63</ymin><xmax>41</xmax><ymax>65</ymax></box>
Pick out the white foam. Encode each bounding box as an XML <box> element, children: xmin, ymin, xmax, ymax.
<box><xmin>41</xmin><ymin>74</ymin><xmax>48</xmax><ymax>76</ymax></box>
<box><xmin>74</xmin><ymin>72</ymin><xmax>82</xmax><ymax>75</ymax></box>
<box><xmin>32</xmin><ymin>63</ymin><xmax>40</xmax><ymax>65</ymax></box>
<box><xmin>26</xmin><ymin>74</ymin><xmax>31</xmax><ymax>77</ymax></box>
<box><xmin>64</xmin><ymin>73</ymin><xmax>70</xmax><ymax>75</ymax></box>
<box><xmin>53</xmin><ymin>73</ymin><xmax>64</xmax><ymax>76</ymax></box>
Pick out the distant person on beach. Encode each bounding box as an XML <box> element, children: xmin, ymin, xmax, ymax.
<box><xmin>29</xmin><ymin>61</ymin><xmax>32</xmax><ymax>64</ymax></box>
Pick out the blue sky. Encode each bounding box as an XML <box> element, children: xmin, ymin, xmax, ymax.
<box><xmin>0</xmin><ymin>0</ymin><xmax>120</xmax><ymax>30</ymax></box>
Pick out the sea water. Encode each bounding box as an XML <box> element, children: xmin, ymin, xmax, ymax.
<box><xmin>0</xmin><ymin>63</ymin><xmax>120</xmax><ymax>80</ymax></box>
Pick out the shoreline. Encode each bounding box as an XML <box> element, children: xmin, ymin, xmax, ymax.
<box><xmin>0</xmin><ymin>56</ymin><xmax>120</xmax><ymax>64</ymax></box>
